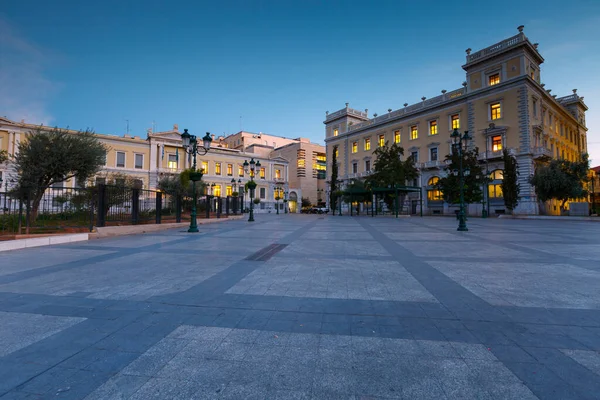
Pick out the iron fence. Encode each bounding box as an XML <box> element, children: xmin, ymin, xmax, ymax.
<box><xmin>0</xmin><ymin>184</ymin><xmax>246</xmax><ymax>236</ymax></box>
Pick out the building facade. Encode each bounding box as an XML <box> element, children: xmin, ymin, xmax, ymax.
<box><xmin>0</xmin><ymin>120</ymin><xmax>290</xmax><ymax>213</ymax></box>
<box><xmin>324</xmin><ymin>26</ymin><xmax>589</xmax><ymax>216</ymax></box>
<box><xmin>222</xmin><ymin>131</ymin><xmax>327</xmax><ymax>209</ymax></box>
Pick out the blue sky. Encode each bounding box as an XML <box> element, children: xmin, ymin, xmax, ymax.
<box><xmin>1</xmin><ymin>0</ymin><xmax>599</xmax><ymax>164</ymax></box>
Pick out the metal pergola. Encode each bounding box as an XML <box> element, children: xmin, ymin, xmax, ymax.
<box><xmin>339</xmin><ymin>185</ymin><xmax>422</xmax><ymax>218</ymax></box>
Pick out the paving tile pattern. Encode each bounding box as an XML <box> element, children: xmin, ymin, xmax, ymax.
<box><xmin>0</xmin><ymin>215</ymin><xmax>599</xmax><ymax>399</ymax></box>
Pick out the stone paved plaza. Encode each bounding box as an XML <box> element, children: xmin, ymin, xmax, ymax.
<box><xmin>1</xmin><ymin>215</ymin><xmax>600</xmax><ymax>399</ymax></box>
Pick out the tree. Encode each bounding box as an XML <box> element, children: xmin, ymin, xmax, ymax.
<box><xmin>437</xmin><ymin>147</ymin><xmax>484</xmax><ymax>205</ymax></box>
<box><xmin>157</xmin><ymin>169</ymin><xmax>205</xmax><ymax>198</ymax></box>
<box><xmin>301</xmin><ymin>197</ymin><xmax>312</xmax><ymax>208</ymax></box>
<box><xmin>329</xmin><ymin>145</ymin><xmax>339</xmax><ymax>212</ymax></box>
<box><xmin>13</xmin><ymin>127</ymin><xmax>107</xmax><ymax>221</ymax></box>
<box><xmin>343</xmin><ymin>179</ymin><xmax>371</xmax><ymax>215</ymax></box>
<box><xmin>529</xmin><ymin>154</ymin><xmax>589</xmax><ymax>211</ymax></box>
<box><xmin>501</xmin><ymin>149</ymin><xmax>520</xmax><ymax>213</ymax></box>
<box><xmin>0</xmin><ymin>149</ymin><xmax>8</xmax><ymax>164</ymax></box>
<box><xmin>365</xmin><ymin>142</ymin><xmax>419</xmax><ymax>210</ymax></box>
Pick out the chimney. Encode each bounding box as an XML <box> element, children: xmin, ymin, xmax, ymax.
<box><xmin>211</xmin><ymin>134</ymin><xmax>215</xmax><ymax>140</ymax></box>
<box><xmin>173</xmin><ymin>124</ymin><xmax>178</xmax><ymax>132</ymax></box>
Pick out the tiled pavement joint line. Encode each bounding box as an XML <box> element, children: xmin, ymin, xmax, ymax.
<box><xmin>148</xmin><ymin>219</ymin><xmax>322</xmax><ymax>305</ymax></box>
<box><xmin>355</xmin><ymin>218</ymin><xmax>510</xmax><ymax>322</ymax></box>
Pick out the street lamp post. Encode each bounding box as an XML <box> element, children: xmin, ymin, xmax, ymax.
<box><xmin>243</xmin><ymin>158</ymin><xmax>261</xmax><ymax>222</ymax></box>
<box><xmin>284</xmin><ymin>190</ymin><xmax>288</xmax><ymax>214</ymax></box>
<box><xmin>231</xmin><ymin>178</ymin><xmax>237</xmax><ymax>214</ymax></box>
<box><xmin>450</xmin><ymin>129</ymin><xmax>472</xmax><ymax>231</ymax></box>
<box><xmin>181</xmin><ymin>129</ymin><xmax>212</xmax><ymax>233</ymax></box>
<box><xmin>238</xmin><ymin>179</ymin><xmax>243</xmax><ymax>214</ymax></box>
<box><xmin>275</xmin><ymin>184</ymin><xmax>283</xmax><ymax>215</ymax></box>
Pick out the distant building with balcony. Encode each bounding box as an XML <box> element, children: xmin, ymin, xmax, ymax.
<box><xmin>324</xmin><ymin>26</ymin><xmax>588</xmax><ymax>216</ymax></box>
<box><xmin>222</xmin><ymin>131</ymin><xmax>326</xmax><ymax>210</ymax></box>
<box><xmin>0</xmin><ymin>120</ymin><xmax>290</xmax><ymax>214</ymax></box>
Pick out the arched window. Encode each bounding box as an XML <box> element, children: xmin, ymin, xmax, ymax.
<box><xmin>427</xmin><ymin>176</ymin><xmax>443</xmax><ymax>201</ymax></box>
<box><xmin>489</xmin><ymin>169</ymin><xmax>503</xmax><ymax>198</ymax></box>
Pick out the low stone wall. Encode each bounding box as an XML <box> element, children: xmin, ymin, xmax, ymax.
<box><xmin>0</xmin><ymin>233</ymin><xmax>89</xmax><ymax>252</ymax></box>
<box><xmin>498</xmin><ymin>215</ymin><xmax>599</xmax><ymax>222</ymax></box>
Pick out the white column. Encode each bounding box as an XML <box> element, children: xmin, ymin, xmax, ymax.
<box><xmin>150</xmin><ymin>141</ymin><xmax>157</xmax><ymax>172</ymax></box>
<box><xmin>13</xmin><ymin>132</ymin><xmax>20</xmax><ymax>156</ymax></box>
<box><xmin>7</xmin><ymin>131</ymin><xmax>14</xmax><ymax>157</ymax></box>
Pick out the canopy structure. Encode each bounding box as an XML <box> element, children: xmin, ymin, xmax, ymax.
<box><xmin>338</xmin><ymin>185</ymin><xmax>423</xmax><ymax>218</ymax></box>
<box><xmin>370</xmin><ymin>185</ymin><xmax>423</xmax><ymax>218</ymax></box>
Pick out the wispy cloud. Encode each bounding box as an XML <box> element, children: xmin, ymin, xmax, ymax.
<box><xmin>0</xmin><ymin>15</ymin><xmax>60</xmax><ymax>125</ymax></box>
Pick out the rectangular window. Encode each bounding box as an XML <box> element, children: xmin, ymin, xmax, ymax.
<box><xmin>378</xmin><ymin>134</ymin><xmax>385</xmax><ymax>147</ymax></box>
<box><xmin>411</xmin><ymin>151</ymin><xmax>419</xmax><ymax>162</ymax></box>
<box><xmin>490</xmin><ymin>103</ymin><xmax>501</xmax><ymax>120</ymax></box>
<box><xmin>168</xmin><ymin>154</ymin><xmax>177</xmax><ymax>169</ymax></box>
<box><xmin>530</xmin><ymin>68</ymin><xmax>536</xmax><ymax>80</ymax></box>
<box><xmin>214</xmin><ymin>185</ymin><xmax>221</xmax><ymax>197</ymax></box>
<box><xmin>260</xmin><ymin>167</ymin><xmax>266</xmax><ymax>179</ymax></box>
<box><xmin>335</xmin><ymin>147</ymin><xmax>339</xmax><ymax>158</ymax></box>
<box><xmin>410</xmin><ymin>126</ymin><xmax>418</xmax><ymax>140</ymax></box>
<box><xmin>365</xmin><ymin>160</ymin><xmax>371</xmax><ymax>171</ymax></box>
<box><xmin>429</xmin><ymin>120</ymin><xmax>438</xmax><ymax>135</ymax></box>
<box><xmin>352</xmin><ymin>142</ymin><xmax>358</xmax><ymax>153</ymax></box>
<box><xmin>430</xmin><ymin>147</ymin><xmax>438</xmax><ymax>161</ymax></box>
<box><xmin>364</xmin><ymin>138</ymin><xmax>371</xmax><ymax>151</ymax></box>
<box><xmin>532</xmin><ymin>99</ymin><xmax>537</xmax><ymax>117</ymax></box>
<box><xmin>394</xmin><ymin>130</ymin><xmax>401</xmax><ymax>144</ymax></box>
<box><xmin>52</xmin><ymin>181</ymin><xmax>63</xmax><ymax>189</ymax></box>
<box><xmin>333</xmin><ymin>128</ymin><xmax>339</xmax><ymax>137</ymax></box>
<box><xmin>238</xmin><ymin>165</ymin><xmax>244</xmax><ymax>177</ymax></box>
<box><xmin>226</xmin><ymin>186</ymin><xmax>232</xmax><ymax>196</ymax></box>
<box><xmin>489</xmin><ymin>184</ymin><xmax>503</xmax><ymax>198</ymax></box>
<box><xmin>215</xmin><ymin>163</ymin><xmax>221</xmax><ymax>175</ymax></box>
<box><xmin>201</xmin><ymin>161</ymin><xmax>209</xmax><ymax>174</ymax></box>
<box><xmin>275</xmin><ymin>169</ymin><xmax>281</xmax><ymax>179</ymax></box>
<box><xmin>352</xmin><ymin>162</ymin><xmax>358</xmax><ymax>174</ymax></box>
<box><xmin>134</xmin><ymin>154</ymin><xmax>143</xmax><ymax>169</ymax></box>
<box><xmin>489</xmin><ymin>73</ymin><xmax>500</xmax><ymax>86</ymax></box>
<box><xmin>451</xmin><ymin>114</ymin><xmax>460</xmax><ymax>130</ymax></box>
<box><xmin>116</xmin><ymin>151</ymin><xmax>125</xmax><ymax>168</ymax></box>
<box><xmin>260</xmin><ymin>187</ymin><xmax>266</xmax><ymax>199</ymax></box>
<box><xmin>227</xmin><ymin>164</ymin><xmax>233</xmax><ymax>176</ymax></box>
<box><xmin>492</xmin><ymin>135</ymin><xmax>503</xmax><ymax>152</ymax></box>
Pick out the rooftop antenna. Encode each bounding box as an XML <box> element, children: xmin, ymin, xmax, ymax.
<box><xmin>125</xmin><ymin>119</ymin><xmax>130</xmax><ymax>135</ymax></box>
<box><xmin>152</xmin><ymin>120</ymin><xmax>156</xmax><ymax>133</ymax></box>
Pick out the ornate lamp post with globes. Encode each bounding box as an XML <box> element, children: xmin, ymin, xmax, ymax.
<box><xmin>450</xmin><ymin>128</ymin><xmax>472</xmax><ymax>232</ymax></box>
<box><xmin>181</xmin><ymin>129</ymin><xmax>212</xmax><ymax>233</ymax></box>
<box><xmin>243</xmin><ymin>158</ymin><xmax>261</xmax><ymax>222</ymax></box>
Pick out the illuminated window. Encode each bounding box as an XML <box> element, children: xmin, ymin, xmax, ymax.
<box><xmin>333</xmin><ymin>128</ymin><xmax>339</xmax><ymax>137</ymax></box>
<box><xmin>489</xmin><ymin>73</ymin><xmax>500</xmax><ymax>86</ymax></box>
<box><xmin>275</xmin><ymin>169</ymin><xmax>281</xmax><ymax>179</ymax></box>
<box><xmin>215</xmin><ymin>163</ymin><xmax>221</xmax><ymax>175</ymax></box>
<box><xmin>491</xmin><ymin>135</ymin><xmax>503</xmax><ymax>152</ymax></box>
<box><xmin>335</xmin><ymin>147</ymin><xmax>339</xmax><ymax>157</ymax></box>
<box><xmin>260</xmin><ymin>167</ymin><xmax>266</xmax><ymax>179</ymax></box>
<box><xmin>365</xmin><ymin>160</ymin><xmax>371</xmax><ymax>171</ymax></box>
<box><xmin>429</xmin><ymin>120</ymin><xmax>438</xmax><ymax>135</ymax></box>
<box><xmin>214</xmin><ymin>185</ymin><xmax>221</xmax><ymax>197</ymax></box>
<box><xmin>316</xmin><ymin>155</ymin><xmax>326</xmax><ymax>161</ymax></box>
<box><xmin>490</xmin><ymin>103</ymin><xmax>501</xmax><ymax>120</ymax></box>
<box><xmin>226</xmin><ymin>186</ymin><xmax>232</xmax><ymax>196</ymax></box>
<box><xmin>410</xmin><ymin>126</ymin><xmax>418</xmax><ymax>140</ymax></box>
<box><xmin>489</xmin><ymin>184</ymin><xmax>503</xmax><ymax>198</ymax></box>
<box><xmin>378</xmin><ymin>135</ymin><xmax>385</xmax><ymax>147</ymax></box>
<box><xmin>427</xmin><ymin>177</ymin><xmax>443</xmax><ymax>201</ymax></box>
<box><xmin>352</xmin><ymin>162</ymin><xmax>358</xmax><ymax>174</ymax></box>
<box><xmin>364</xmin><ymin>138</ymin><xmax>371</xmax><ymax>151</ymax></box>
<box><xmin>201</xmin><ymin>161</ymin><xmax>208</xmax><ymax>174</ymax></box>
<box><xmin>168</xmin><ymin>154</ymin><xmax>177</xmax><ymax>169</ymax></box>
<box><xmin>394</xmin><ymin>130</ymin><xmax>401</xmax><ymax>144</ymax></box>
<box><xmin>451</xmin><ymin>114</ymin><xmax>460</xmax><ymax>129</ymax></box>
<box><xmin>238</xmin><ymin>165</ymin><xmax>244</xmax><ymax>177</ymax></box>
<box><xmin>352</xmin><ymin>142</ymin><xmax>358</xmax><ymax>153</ymax></box>
<box><xmin>116</xmin><ymin>151</ymin><xmax>125</xmax><ymax>168</ymax></box>
<box><xmin>298</xmin><ymin>159</ymin><xmax>305</xmax><ymax>167</ymax></box>
<box><xmin>530</xmin><ymin>68</ymin><xmax>536</xmax><ymax>80</ymax></box>
<box><xmin>490</xmin><ymin>170</ymin><xmax>504</xmax><ymax>180</ymax></box>
<box><xmin>227</xmin><ymin>164</ymin><xmax>233</xmax><ymax>176</ymax></box>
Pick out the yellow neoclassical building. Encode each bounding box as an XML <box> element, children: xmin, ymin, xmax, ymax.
<box><xmin>324</xmin><ymin>26</ymin><xmax>588</xmax><ymax>216</ymax></box>
<box><xmin>0</xmin><ymin>120</ymin><xmax>291</xmax><ymax>213</ymax></box>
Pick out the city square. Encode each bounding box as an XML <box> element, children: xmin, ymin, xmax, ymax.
<box><xmin>1</xmin><ymin>215</ymin><xmax>599</xmax><ymax>399</ymax></box>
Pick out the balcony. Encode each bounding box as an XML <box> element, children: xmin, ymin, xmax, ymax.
<box><xmin>423</xmin><ymin>160</ymin><xmax>443</xmax><ymax>169</ymax></box>
<box><xmin>532</xmin><ymin>147</ymin><xmax>553</xmax><ymax>160</ymax></box>
<box><xmin>478</xmin><ymin>151</ymin><xmax>503</xmax><ymax>161</ymax></box>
